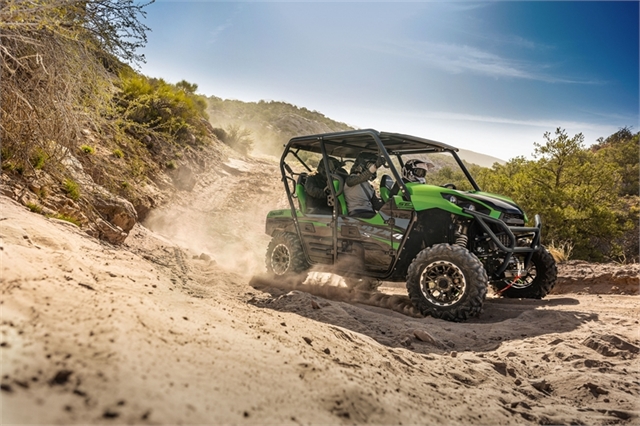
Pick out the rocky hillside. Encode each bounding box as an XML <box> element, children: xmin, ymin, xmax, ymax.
<box><xmin>206</xmin><ymin>97</ymin><xmax>354</xmax><ymax>157</ymax></box>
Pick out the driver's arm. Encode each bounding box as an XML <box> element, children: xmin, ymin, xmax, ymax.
<box><xmin>346</xmin><ymin>169</ymin><xmax>375</xmax><ymax>187</ymax></box>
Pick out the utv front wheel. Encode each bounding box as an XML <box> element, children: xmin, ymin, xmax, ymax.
<box><xmin>490</xmin><ymin>246</ymin><xmax>557</xmax><ymax>299</ymax></box>
<box><xmin>265</xmin><ymin>232</ymin><xmax>309</xmax><ymax>276</ymax></box>
<box><xmin>406</xmin><ymin>244</ymin><xmax>488</xmax><ymax>322</ymax></box>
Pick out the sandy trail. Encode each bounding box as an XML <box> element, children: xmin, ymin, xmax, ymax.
<box><xmin>1</xmin><ymin>151</ymin><xmax>639</xmax><ymax>424</ymax></box>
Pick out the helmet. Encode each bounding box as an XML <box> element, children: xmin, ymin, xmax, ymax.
<box><xmin>350</xmin><ymin>152</ymin><xmax>378</xmax><ymax>176</ymax></box>
<box><xmin>402</xmin><ymin>159</ymin><xmax>434</xmax><ymax>183</ymax></box>
<box><xmin>318</xmin><ymin>156</ymin><xmax>343</xmax><ymax>175</ymax></box>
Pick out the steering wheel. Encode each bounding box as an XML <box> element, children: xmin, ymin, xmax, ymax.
<box><xmin>442</xmin><ymin>183</ymin><xmax>457</xmax><ymax>190</ymax></box>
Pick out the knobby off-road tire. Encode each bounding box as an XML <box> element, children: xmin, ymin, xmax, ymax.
<box><xmin>491</xmin><ymin>246</ymin><xmax>557</xmax><ymax>299</ymax></box>
<box><xmin>265</xmin><ymin>232</ymin><xmax>309</xmax><ymax>276</ymax></box>
<box><xmin>406</xmin><ymin>244</ymin><xmax>488</xmax><ymax>322</ymax></box>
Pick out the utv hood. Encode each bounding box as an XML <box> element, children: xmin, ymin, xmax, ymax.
<box><xmin>465</xmin><ymin>191</ymin><xmax>523</xmax><ymax>216</ymax></box>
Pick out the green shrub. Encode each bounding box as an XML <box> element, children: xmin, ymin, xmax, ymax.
<box><xmin>80</xmin><ymin>145</ymin><xmax>95</xmax><ymax>154</ymax></box>
<box><xmin>26</xmin><ymin>202</ymin><xmax>42</xmax><ymax>214</ymax></box>
<box><xmin>117</xmin><ymin>71</ymin><xmax>209</xmax><ymax>145</ymax></box>
<box><xmin>112</xmin><ymin>149</ymin><xmax>124</xmax><ymax>158</ymax></box>
<box><xmin>50</xmin><ymin>213</ymin><xmax>81</xmax><ymax>227</ymax></box>
<box><xmin>166</xmin><ymin>160</ymin><xmax>177</xmax><ymax>170</ymax></box>
<box><xmin>63</xmin><ymin>178</ymin><xmax>80</xmax><ymax>200</ymax></box>
<box><xmin>30</xmin><ymin>149</ymin><xmax>48</xmax><ymax>169</ymax></box>
<box><xmin>215</xmin><ymin>124</ymin><xmax>254</xmax><ymax>155</ymax></box>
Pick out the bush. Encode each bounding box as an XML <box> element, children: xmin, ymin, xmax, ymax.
<box><xmin>63</xmin><ymin>179</ymin><xmax>80</xmax><ymax>201</ymax></box>
<box><xmin>477</xmin><ymin>128</ymin><xmax>639</xmax><ymax>262</ymax></box>
<box><xmin>214</xmin><ymin>124</ymin><xmax>254</xmax><ymax>155</ymax></box>
<box><xmin>50</xmin><ymin>213</ymin><xmax>81</xmax><ymax>227</ymax></box>
<box><xmin>26</xmin><ymin>203</ymin><xmax>43</xmax><ymax>214</ymax></box>
<box><xmin>80</xmin><ymin>145</ymin><xmax>95</xmax><ymax>154</ymax></box>
<box><xmin>112</xmin><ymin>149</ymin><xmax>124</xmax><ymax>158</ymax></box>
<box><xmin>547</xmin><ymin>241</ymin><xmax>574</xmax><ymax>263</ymax></box>
<box><xmin>116</xmin><ymin>71</ymin><xmax>210</xmax><ymax>145</ymax></box>
<box><xmin>30</xmin><ymin>149</ymin><xmax>48</xmax><ymax>169</ymax></box>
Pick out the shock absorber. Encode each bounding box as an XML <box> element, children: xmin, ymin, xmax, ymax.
<box><xmin>454</xmin><ymin>224</ymin><xmax>468</xmax><ymax>247</ymax></box>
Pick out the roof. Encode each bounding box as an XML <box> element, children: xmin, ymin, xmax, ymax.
<box><xmin>286</xmin><ymin>129</ymin><xmax>459</xmax><ymax>158</ymax></box>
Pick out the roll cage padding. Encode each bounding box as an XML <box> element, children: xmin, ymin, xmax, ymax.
<box><xmin>295</xmin><ymin>173</ymin><xmax>308</xmax><ymax>213</ymax></box>
<box><xmin>330</xmin><ymin>173</ymin><xmax>347</xmax><ymax>215</ymax></box>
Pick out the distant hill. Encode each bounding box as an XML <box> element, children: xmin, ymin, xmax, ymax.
<box><xmin>206</xmin><ymin>97</ymin><xmax>353</xmax><ymax>156</ymax></box>
<box><xmin>206</xmin><ymin>97</ymin><xmax>505</xmax><ymax>167</ymax></box>
<box><xmin>457</xmin><ymin>148</ymin><xmax>505</xmax><ymax>168</ymax></box>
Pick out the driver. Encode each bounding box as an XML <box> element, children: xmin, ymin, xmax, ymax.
<box><xmin>305</xmin><ymin>156</ymin><xmax>346</xmax><ymax>214</ymax></box>
<box><xmin>402</xmin><ymin>159</ymin><xmax>434</xmax><ymax>183</ymax></box>
<box><xmin>390</xmin><ymin>159</ymin><xmax>435</xmax><ymax>196</ymax></box>
<box><xmin>344</xmin><ymin>152</ymin><xmax>385</xmax><ymax>218</ymax></box>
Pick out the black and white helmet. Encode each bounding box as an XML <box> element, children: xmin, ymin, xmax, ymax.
<box><xmin>402</xmin><ymin>159</ymin><xmax>434</xmax><ymax>183</ymax></box>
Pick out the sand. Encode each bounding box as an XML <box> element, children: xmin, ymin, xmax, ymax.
<box><xmin>1</xmin><ymin>153</ymin><xmax>639</xmax><ymax>424</ymax></box>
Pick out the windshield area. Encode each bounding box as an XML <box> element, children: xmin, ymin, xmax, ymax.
<box><xmin>395</xmin><ymin>151</ymin><xmax>479</xmax><ymax>192</ymax></box>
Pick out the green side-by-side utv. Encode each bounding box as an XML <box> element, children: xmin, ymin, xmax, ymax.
<box><xmin>264</xmin><ymin>129</ymin><xmax>557</xmax><ymax>322</ymax></box>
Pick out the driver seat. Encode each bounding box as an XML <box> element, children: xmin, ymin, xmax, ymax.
<box><xmin>380</xmin><ymin>174</ymin><xmax>394</xmax><ymax>202</ymax></box>
<box><xmin>295</xmin><ymin>173</ymin><xmax>308</xmax><ymax>213</ymax></box>
<box><xmin>329</xmin><ymin>173</ymin><xmax>347</xmax><ymax>215</ymax></box>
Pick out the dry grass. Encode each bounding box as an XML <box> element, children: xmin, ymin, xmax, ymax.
<box><xmin>547</xmin><ymin>240</ymin><xmax>574</xmax><ymax>264</ymax></box>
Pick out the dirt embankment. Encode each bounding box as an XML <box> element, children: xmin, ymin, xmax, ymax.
<box><xmin>1</xmin><ymin>152</ymin><xmax>639</xmax><ymax>425</ymax></box>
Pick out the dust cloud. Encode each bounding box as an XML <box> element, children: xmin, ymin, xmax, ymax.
<box><xmin>142</xmin><ymin>149</ymin><xmax>423</xmax><ymax>317</ymax></box>
<box><xmin>142</xmin><ymin>153</ymin><xmax>286</xmax><ymax>276</ymax></box>
<box><xmin>250</xmin><ymin>270</ymin><xmax>422</xmax><ymax>318</ymax></box>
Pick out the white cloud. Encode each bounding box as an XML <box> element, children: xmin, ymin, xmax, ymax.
<box><xmin>375</xmin><ymin>39</ymin><xmax>601</xmax><ymax>84</ymax></box>
<box><xmin>208</xmin><ymin>21</ymin><xmax>232</xmax><ymax>44</ymax></box>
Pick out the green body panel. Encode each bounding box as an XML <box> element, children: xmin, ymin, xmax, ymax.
<box><xmin>474</xmin><ymin>191</ymin><xmax>516</xmax><ymax>204</ymax></box>
<box><xmin>267</xmin><ymin>209</ymin><xmax>303</xmax><ymax>218</ymax></box>
<box><xmin>474</xmin><ymin>191</ymin><xmax>529</xmax><ymax>222</ymax></box>
<box><xmin>405</xmin><ymin>184</ymin><xmax>476</xmax><ymax>217</ymax></box>
<box><xmin>406</xmin><ymin>184</ymin><xmax>516</xmax><ymax>220</ymax></box>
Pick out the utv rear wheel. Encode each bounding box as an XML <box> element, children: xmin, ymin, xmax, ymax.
<box><xmin>265</xmin><ymin>232</ymin><xmax>309</xmax><ymax>276</ymax></box>
<box><xmin>491</xmin><ymin>246</ymin><xmax>557</xmax><ymax>299</ymax></box>
<box><xmin>406</xmin><ymin>244</ymin><xmax>488</xmax><ymax>322</ymax></box>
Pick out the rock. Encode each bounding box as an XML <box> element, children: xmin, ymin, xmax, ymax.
<box><xmin>169</xmin><ymin>165</ymin><xmax>197</xmax><ymax>191</ymax></box>
<box><xmin>582</xmin><ymin>334</ymin><xmax>639</xmax><ymax>358</ymax></box>
<box><xmin>530</xmin><ymin>379</ymin><xmax>552</xmax><ymax>394</ymax></box>
<box><xmin>583</xmin><ymin>382</ymin><xmax>609</xmax><ymax>396</ymax></box>
<box><xmin>413</xmin><ymin>329</ymin><xmax>438</xmax><ymax>345</ymax></box>
<box><xmin>92</xmin><ymin>193</ymin><xmax>137</xmax><ymax>234</ymax></box>
<box><xmin>94</xmin><ymin>218</ymin><xmax>127</xmax><ymax>245</ymax></box>
<box><xmin>199</xmin><ymin>253</ymin><xmax>211</xmax><ymax>261</ymax></box>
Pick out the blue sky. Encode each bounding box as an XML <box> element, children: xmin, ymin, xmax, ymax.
<box><xmin>139</xmin><ymin>1</ymin><xmax>639</xmax><ymax>161</ymax></box>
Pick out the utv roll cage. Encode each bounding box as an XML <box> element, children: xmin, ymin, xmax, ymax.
<box><xmin>276</xmin><ymin>129</ymin><xmax>542</xmax><ymax>279</ymax></box>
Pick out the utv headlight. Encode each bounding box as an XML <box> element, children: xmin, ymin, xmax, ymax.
<box><xmin>441</xmin><ymin>194</ymin><xmax>486</xmax><ymax>213</ymax></box>
<box><xmin>442</xmin><ymin>194</ymin><xmax>457</xmax><ymax>204</ymax></box>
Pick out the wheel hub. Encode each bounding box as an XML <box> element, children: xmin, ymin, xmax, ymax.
<box><xmin>271</xmin><ymin>243</ymin><xmax>291</xmax><ymax>275</ymax></box>
<box><xmin>437</xmin><ymin>277</ymin><xmax>452</xmax><ymax>291</ymax></box>
<box><xmin>419</xmin><ymin>260</ymin><xmax>467</xmax><ymax>306</ymax></box>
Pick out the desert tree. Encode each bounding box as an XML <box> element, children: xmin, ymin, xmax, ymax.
<box><xmin>0</xmin><ymin>0</ymin><xmax>153</xmax><ymax>175</ymax></box>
